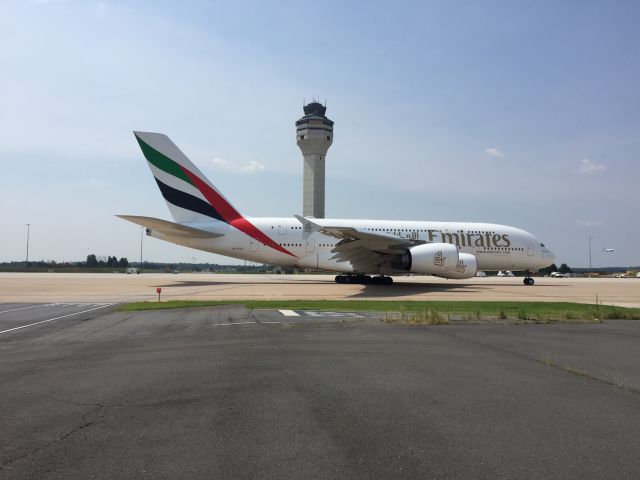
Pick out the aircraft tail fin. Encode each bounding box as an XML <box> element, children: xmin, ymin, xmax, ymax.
<box><xmin>133</xmin><ymin>131</ymin><xmax>242</xmax><ymax>225</ymax></box>
<box><xmin>132</xmin><ymin>131</ymin><xmax>297</xmax><ymax>258</ymax></box>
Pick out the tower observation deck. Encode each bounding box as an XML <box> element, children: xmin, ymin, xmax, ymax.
<box><xmin>296</xmin><ymin>101</ymin><xmax>334</xmax><ymax>218</ymax></box>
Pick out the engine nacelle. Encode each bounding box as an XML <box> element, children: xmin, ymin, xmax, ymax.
<box><xmin>436</xmin><ymin>252</ymin><xmax>478</xmax><ymax>279</ymax></box>
<box><xmin>392</xmin><ymin>243</ymin><xmax>459</xmax><ymax>274</ymax></box>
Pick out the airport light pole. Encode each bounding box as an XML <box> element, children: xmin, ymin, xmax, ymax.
<box><xmin>25</xmin><ymin>223</ymin><xmax>31</xmax><ymax>270</ymax></box>
<box><xmin>588</xmin><ymin>236</ymin><xmax>594</xmax><ymax>278</ymax></box>
<box><xmin>140</xmin><ymin>226</ymin><xmax>144</xmax><ymax>268</ymax></box>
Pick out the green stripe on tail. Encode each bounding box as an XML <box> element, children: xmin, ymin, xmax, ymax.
<box><xmin>135</xmin><ymin>135</ymin><xmax>193</xmax><ymax>185</ymax></box>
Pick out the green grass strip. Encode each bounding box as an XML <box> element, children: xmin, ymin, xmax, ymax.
<box><xmin>119</xmin><ymin>300</ymin><xmax>640</xmax><ymax>320</ymax></box>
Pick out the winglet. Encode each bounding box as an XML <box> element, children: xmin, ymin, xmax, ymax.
<box><xmin>295</xmin><ymin>215</ymin><xmax>320</xmax><ymax>239</ymax></box>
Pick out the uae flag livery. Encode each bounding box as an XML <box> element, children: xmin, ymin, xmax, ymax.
<box><xmin>134</xmin><ymin>132</ymin><xmax>294</xmax><ymax>257</ymax></box>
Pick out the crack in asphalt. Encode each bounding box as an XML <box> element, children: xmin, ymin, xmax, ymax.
<box><xmin>45</xmin><ymin>395</ymin><xmax>176</xmax><ymax>409</ymax></box>
<box><xmin>432</xmin><ymin>328</ymin><xmax>640</xmax><ymax>396</ymax></box>
<box><xmin>81</xmin><ymin>314</ymin><xmax>135</xmax><ymax>338</ymax></box>
<box><xmin>0</xmin><ymin>392</ymin><xmax>203</xmax><ymax>470</ymax></box>
<box><xmin>0</xmin><ymin>405</ymin><xmax>102</xmax><ymax>470</ymax></box>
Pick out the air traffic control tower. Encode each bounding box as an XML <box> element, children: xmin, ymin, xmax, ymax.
<box><xmin>296</xmin><ymin>101</ymin><xmax>334</xmax><ymax>218</ymax></box>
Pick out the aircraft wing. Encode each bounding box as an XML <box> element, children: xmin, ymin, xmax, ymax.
<box><xmin>295</xmin><ymin>215</ymin><xmax>423</xmax><ymax>272</ymax></box>
<box><xmin>116</xmin><ymin>215</ymin><xmax>224</xmax><ymax>239</ymax></box>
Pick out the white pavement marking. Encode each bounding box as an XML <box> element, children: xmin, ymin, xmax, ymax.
<box><xmin>278</xmin><ymin>310</ymin><xmax>300</xmax><ymax>317</ymax></box>
<box><xmin>301</xmin><ymin>311</ymin><xmax>366</xmax><ymax>318</ymax></box>
<box><xmin>0</xmin><ymin>304</ymin><xmax>53</xmax><ymax>315</ymax></box>
<box><xmin>216</xmin><ymin>321</ymin><xmax>258</xmax><ymax>326</ymax></box>
<box><xmin>215</xmin><ymin>321</ymin><xmax>284</xmax><ymax>326</ymax></box>
<box><xmin>0</xmin><ymin>304</ymin><xmax>114</xmax><ymax>335</ymax></box>
<box><xmin>50</xmin><ymin>303</ymin><xmax>111</xmax><ymax>308</ymax></box>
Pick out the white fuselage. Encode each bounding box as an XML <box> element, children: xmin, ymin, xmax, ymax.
<box><xmin>149</xmin><ymin>217</ymin><xmax>554</xmax><ymax>274</ymax></box>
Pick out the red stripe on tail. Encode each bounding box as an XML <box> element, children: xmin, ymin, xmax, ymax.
<box><xmin>180</xmin><ymin>166</ymin><xmax>296</xmax><ymax>257</ymax></box>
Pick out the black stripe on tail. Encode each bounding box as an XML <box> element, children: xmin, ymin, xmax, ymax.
<box><xmin>154</xmin><ymin>178</ymin><xmax>224</xmax><ymax>222</ymax></box>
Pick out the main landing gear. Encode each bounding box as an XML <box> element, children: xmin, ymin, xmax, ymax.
<box><xmin>523</xmin><ymin>271</ymin><xmax>535</xmax><ymax>286</ymax></box>
<box><xmin>334</xmin><ymin>275</ymin><xmax>393</xmax><ymax>285</ymax></box>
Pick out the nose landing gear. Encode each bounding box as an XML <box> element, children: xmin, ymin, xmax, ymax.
<box><xmin>523</xmin><ymin>271</ymin><xmax>535</xmax><ymax>286</ymax></box>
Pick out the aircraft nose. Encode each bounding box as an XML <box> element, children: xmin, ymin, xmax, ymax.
<box><xmin>542</xmin><ymin>248</ymin><xmax>555</xmax><ymax>266</ymax></box>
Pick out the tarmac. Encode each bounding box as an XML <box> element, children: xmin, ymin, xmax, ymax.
<box><xmin>1</xmin><ymin>304</ymin><xmax>639</xmax><ymax>479</ymax></box>
<box><xmin>0</xmin><ymin>272</ymin><xmax>639</xmax><ymax>307</ymax></box>
<box><xmin>1</xmin><ymin>274</ymin><xmax>639</xmax><ymax>478</ymax></box>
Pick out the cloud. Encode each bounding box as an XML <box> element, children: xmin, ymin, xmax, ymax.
<box><xmin>575</xmin><ymin>219</ymin><xmax>603</xmax><ymax>227</ymax></box>
<box><xmin>484</xmin><ymin>147</ymin><xmax>505</xmax><ymax>159</ymax></box>
<box><xmin>579</xmin><ymin>158</ymin><xmax>606</xmax><ymax>175</ymax></box>
<box><xmin>211</xmin><ymin>157</ymin><xmax>266</xmax><ymax>174</ymax></box>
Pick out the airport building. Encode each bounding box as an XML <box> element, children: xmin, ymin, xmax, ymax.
<box><xmin>296</xmin><ymin>102</ymin><xmax>334</xmax><ymax>218</ymax></box>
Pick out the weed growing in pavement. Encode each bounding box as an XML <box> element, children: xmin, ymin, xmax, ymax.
<box><xmin>543</xmin><ymin>353</ymin><xmax>556</xmax><ymax>367</ymax></box>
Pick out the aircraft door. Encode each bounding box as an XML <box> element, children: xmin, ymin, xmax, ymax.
<box><xmin>306</xmin><ymin>240</ymin><xmax>315</xmax><ymax>253</ymax></box>
<box><xmin>278</xmin><ymin>224</ymin><xmax>287</xmax><ymax>235</ymax></box>
<box><xmin>527</xmin><ymin>243</ymin><xmax>534</xmax><ymax>256</ymax></box>
<box><xmin>250</xmin><ymin>240</ymin><xmax>260</xmax><ymax>252</ymax></box>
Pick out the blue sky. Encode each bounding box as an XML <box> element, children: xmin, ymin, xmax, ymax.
<box><xmin>1</xmin><ymin>0</ymin><xmax>639</xmax><ymax>267</ymax></box>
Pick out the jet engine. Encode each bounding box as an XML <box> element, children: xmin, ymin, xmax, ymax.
<box><xmin>436</xmin><ymin>252</ymin><xmax>478</xmax><ymax>279</ymax></box>
<box><xmin>392</xmin><ymin>243</ymin><xmax>459</xmax><ymax>274</ymax></box>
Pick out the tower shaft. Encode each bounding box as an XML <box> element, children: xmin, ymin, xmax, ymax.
<box><xmin>303</xmin><ymin>153</ymin><xmax>326</xmax><ymax>218</ymax></box>
<box><xmin>296</xmin><ymin>102</ymin><xmax>333</xmax><ymax>218</ymax></box>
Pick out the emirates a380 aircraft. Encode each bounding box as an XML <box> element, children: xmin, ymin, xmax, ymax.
<box><xmin>118</xmin><ymin>132</ymin><xmax>555</xmax><ymax>286</ymax></box>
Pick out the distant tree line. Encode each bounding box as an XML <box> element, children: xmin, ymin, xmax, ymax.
<box><xmin>85</xmin><ymin>254</ymin><xmax>129</xmax><ymax>268</ymax></box>
<box><xmin>0</xmin><ymin>259</ymin><xmax>273</xmax><ymax>273</ymax></box>
<box><xmin>539</xmin><ymin>263</ymin><xmax>573</xmax><ymax>275</ymax></box>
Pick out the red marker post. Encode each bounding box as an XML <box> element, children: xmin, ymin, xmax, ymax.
<box><xmin>156</xmin><ymin>287</ymin><xmax>162</xmax><ymax>302</ymax></box>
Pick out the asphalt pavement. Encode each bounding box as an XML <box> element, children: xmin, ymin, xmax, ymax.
<box><xmin>1</xmin><ymin>304</ymin><xmax>639</xmax><ymax>479</ymax></box>
<box><xmin>0</xmin><ymin>303</ymin><xmax>115</xmax><ymax>335</ymax></box>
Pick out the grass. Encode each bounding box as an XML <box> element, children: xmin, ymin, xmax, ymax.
<box><xmin>540</xmin><ymin>355</ymin><xmax>629</xmax><ymax>391</ymax></box>
<box><xmin>385</xmin><ymin>308</ymin><xmax>449</xmax><ymax>326</ymax></box>
<box><xmin>119</xmin><ymin>299</ymin><xmax>640</xmax><ymax>322</ymax></box>
<box><xmin>543</xmin><ymin>353</ymin><xmax>556</xmax><ymax>367</ymax></box>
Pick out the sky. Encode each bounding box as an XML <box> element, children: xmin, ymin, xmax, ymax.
<box><xmin>1</xmin><ymin>0</ymin><xmax>639</xmax><ymax>268</ymax></box>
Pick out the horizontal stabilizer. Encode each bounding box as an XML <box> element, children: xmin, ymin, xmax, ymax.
<box><xmin>116</xmin><ymin>215</ymin><xmax>223</xmax><ymax>239</ymax></box>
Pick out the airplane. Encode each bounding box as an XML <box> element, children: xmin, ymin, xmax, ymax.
<box><xmin>603</xmin><ymin>248</ymin><xmax>615</xmax><ymax>253</ymax></box>
<box><xmin>118</xmin><ymin>132</ymin><xmax>555</xmax><ymax>286</ymax></box>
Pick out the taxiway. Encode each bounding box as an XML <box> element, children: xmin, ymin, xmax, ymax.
<box><xmin>0</xmin><ymin>272</ymin><xmax>638</xmax><ymax>307</ymax></box>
